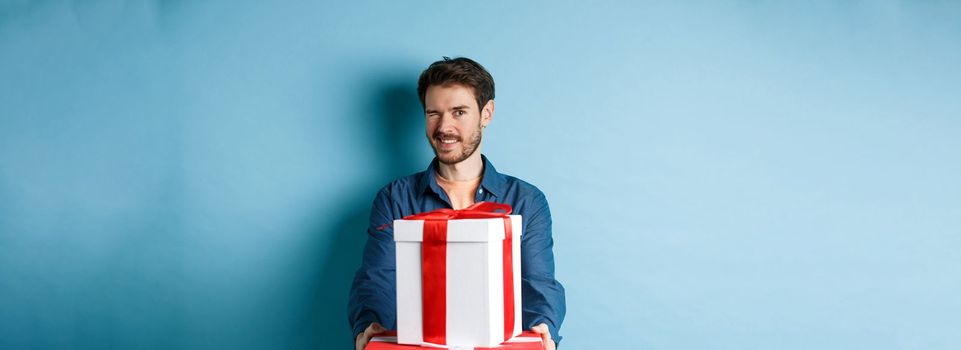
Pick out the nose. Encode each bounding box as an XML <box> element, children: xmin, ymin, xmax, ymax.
<box><xmin>437</xmin><ymin>113</ymin><xmax>457</xmax><ymax>134</ymax></box>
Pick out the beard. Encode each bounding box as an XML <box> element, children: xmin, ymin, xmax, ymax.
<box><xmin>431</xmin><ymin>125</ymin><xmax>483</xmax><ymax>165</ymax></box>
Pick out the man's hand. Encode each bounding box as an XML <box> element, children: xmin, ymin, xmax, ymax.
<box><xmin>354</xmin><ymin>322</ymin><xmax>386</xmax><ymax>350</ymax></box>
<box><xmin>531</xmin><ymin>323</ymin><xmax>556</xmax><ymax>350</ymax></box>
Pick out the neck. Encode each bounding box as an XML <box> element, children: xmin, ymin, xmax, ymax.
<box><xmin>436</xmin><ymin>150</ymin><xmax>484</xmax><ymax>182</ymax></box>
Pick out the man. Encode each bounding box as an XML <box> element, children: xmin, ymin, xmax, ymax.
<box><xmin>348</xmin><ymin>57</ymin><xmax>566</xmax><ymax>350</ymax></box>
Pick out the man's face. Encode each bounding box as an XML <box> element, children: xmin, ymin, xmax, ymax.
<box><xmin>424</xmin><ymin>84</ymin><xmax>492</xmax><ymax>165</ymax></box>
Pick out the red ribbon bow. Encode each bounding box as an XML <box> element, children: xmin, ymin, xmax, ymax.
<box><xmin>402</xmin><ymin>202</ymin><xmax>516</xmax><ymax>345</ymax></box>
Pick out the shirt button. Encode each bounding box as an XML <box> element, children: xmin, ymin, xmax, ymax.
<box><xmin>479</xmin><ymin>188</ymin><xmax>484</xmax><ymax>194</ymax></box>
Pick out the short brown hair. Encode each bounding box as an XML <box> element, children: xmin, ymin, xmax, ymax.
<box><xmin>417</xmin><ymin>57</ymin><xmax>495</xmax><ymax>111</ymax></box>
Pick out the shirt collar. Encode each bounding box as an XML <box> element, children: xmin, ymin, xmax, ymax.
<box><xmin>417</xmin><ymin>154</ymin><xmax>507</xmax><ymax>199</ymax></box>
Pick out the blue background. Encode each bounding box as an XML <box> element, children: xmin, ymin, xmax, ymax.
<box><xmin>2</xmin><ymin>1</ymin><xmax>960</xmax><ymax>349</ymax></box>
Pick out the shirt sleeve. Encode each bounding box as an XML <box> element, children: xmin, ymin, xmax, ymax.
<box><xmin>520</xmin><ymin>190</ymin><xmax>567</xmax><ymax>344</ymax></box>
<box><xmin>347</xmin><ymin>187</ymin><xmax>397</xmax><ymax>338</ymax></box>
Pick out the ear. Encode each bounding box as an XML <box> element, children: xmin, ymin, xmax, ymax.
<box><xmin>481</xmin><ymin>99</ymin><xmax>494</xmax><ymax>128</ymax></box>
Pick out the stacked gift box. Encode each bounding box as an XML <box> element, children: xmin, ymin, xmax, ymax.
<box><xmin>366</xmin><ymin>331</ymin><xmax>545</xmax><ymax>350</ymax></box>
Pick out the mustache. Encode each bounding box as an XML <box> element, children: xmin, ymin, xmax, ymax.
<box><xmin>433</xmin><ymin>132</ymin><xmax>461</xmax><ymax>141</ymax></box>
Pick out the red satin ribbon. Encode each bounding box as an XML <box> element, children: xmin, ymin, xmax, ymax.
<box><xmin>403</xmin><ymin>202</ymin><xmax>516</xmax><ymax>345</ymax></box>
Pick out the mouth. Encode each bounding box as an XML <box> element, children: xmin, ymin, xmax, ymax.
<box><xmin>435</xmin><ymin>135</ymin><xmax>460</xmax><ymax>150</ymax></box>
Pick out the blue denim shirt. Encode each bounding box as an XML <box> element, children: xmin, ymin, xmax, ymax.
<box><xmin>348</xmin><ymin>154</ymin><xmax>566</xmax><ymax>344</ymax></box>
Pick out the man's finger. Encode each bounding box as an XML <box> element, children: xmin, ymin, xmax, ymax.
<box><xmin>365</xmin><ymin>322</ymin><xmax>385</xmax><ymax>336</ymax></box>
<box><xmin>530</xmin><ymin>324</ymin><xmax>556</xmax><ymax>350</ymax></box>
<box><xmin>355</xmin><ymin>334</ymin><xmax>369</xmax><ymax>350</ymax></box>
<box><xmin>531</xmin><ymin>323</ymin><xmax>552</xmax><ymax>340</ymax></box>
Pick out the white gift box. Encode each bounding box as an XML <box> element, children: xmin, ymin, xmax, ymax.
<box><xmin>394</xmin><ymin>215</ymin><xmax>523</xmax><ymax>348</ymax></box>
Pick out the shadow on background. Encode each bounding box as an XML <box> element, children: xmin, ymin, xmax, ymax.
<box><xmin>292</xmin><ymin>74</ymin><xmax>424</xmax><ymax>349</ymax></box>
